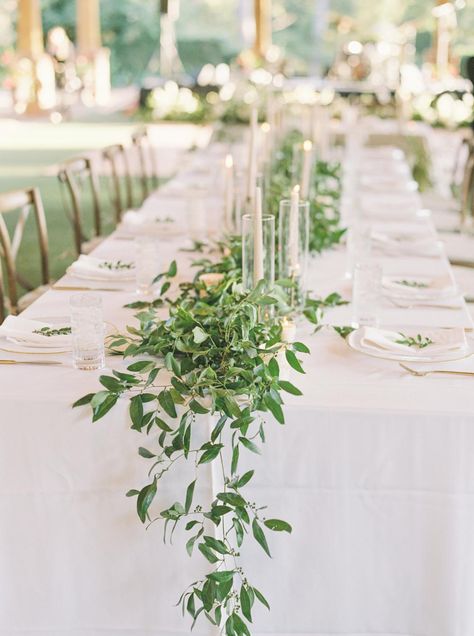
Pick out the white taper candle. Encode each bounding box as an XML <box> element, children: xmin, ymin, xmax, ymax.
<box><xmin>253</xmin><ymin>186</ymin><xmax>264</xmax><ymax>285</ymax></box>
<box><xmin>224</xmin><ymin>154</ymin><xmax>234</xmax><ymax>230</ymax></box>
<box><xmin>301</xmin><ymin>140</ymin><xmax>313</xmax><ymax>200</ymax></box>
<box><xmin>289</xmin><ymin>185</ymin><xmax>300</xmax><ymax>272</ymax></box>
<box><xmin>246</xmin><ymin>106</ymin><xmax>258</xmax><ymax>204</ymax></box>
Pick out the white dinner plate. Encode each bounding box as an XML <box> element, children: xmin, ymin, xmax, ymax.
<box><xmin>0</xmin><ymin>318</ymin><xmax>117</xmax><ymax>355</ymax></box>
<box><xmin>347</xmin><ymin>328</ymin><xmax>473</xmax><ymax>363</ymax></box>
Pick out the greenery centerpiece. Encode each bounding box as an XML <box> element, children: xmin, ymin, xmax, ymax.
<box><xmin>74</xmin><ymin>128</ymin><xmax>346</xmax><ymax>635</ymax></box>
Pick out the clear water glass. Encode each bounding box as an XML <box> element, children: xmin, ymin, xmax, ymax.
<box><xmin>351</xmin><ymin>261</ymin><xmax>382</xmax><ymax>328</ymax></box>
<box><xmin>135</xmin><ymin>236</ymin><xmax>160</xmax><ymax>295</ymax></box>
<box><xmin>188</xmin><ymin>194</ymin><xmax>208</xmax><ymax>241</ymax></box>
<box><xmin>70</xmin><ymin>293</ymin><xmax>105</xmax><ymax>370</ymax></box>
<box><xmin>345</xmin><ymin>223</ymin><xmax>372</xmax><ymax>279</ymax></box>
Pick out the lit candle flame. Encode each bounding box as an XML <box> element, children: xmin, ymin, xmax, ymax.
<box><xmin>293</xmin><ymin>184</ymin><xmax>300</xmax><ymax>194</ymax></box>
<box><xmin>303</xmin><ymin>139</ymin><xmax>313</xmax><ymax>152</ymax></box>
<box><xmin>261</xmin><ymin>122</ymin><xmax>271</xmax><ymax>133</ymax></box>
<box><xmin>225</xmin><ymin>154</ymin><xmax>233</xmax><ymax>168</ymax></box>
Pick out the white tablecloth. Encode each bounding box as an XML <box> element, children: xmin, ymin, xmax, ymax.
<box><xmin>1</xmin><ymin>134</ymin><xmax>474</xmax><ymax>636</ymax></box>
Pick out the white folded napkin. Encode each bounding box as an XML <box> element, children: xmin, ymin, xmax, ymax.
<box><xmin>360</xmin><ymin>326</ymin><xmax>467</xmax><ymax>356</ymax></box>
<box><xmin>119</xmin><ymin>210</ymin><xmax>183</xmax><ymax>237</ymax></box>
<box><xmin>0</xmin><ymin>316</ymin><xmax>72</xmax><ymax>348</ymax></box>
<box><xmin>360</xmin><ymin>176</ymin><xmax>417</xmax><ymax>193</ymax></box>
<box><xmin>68</xmin><ymin>255</ymin><xmax>135</xmax><ymax>280</ymax></box>
<box><xmin>383</xmin><ymin>275</ymin><xmax>457</xmax><ymax>299</ymax></box>
<box><xmin>372</xmin><ymin>232</ymin><xmax>441</xmax><ymax>257</ymax></box>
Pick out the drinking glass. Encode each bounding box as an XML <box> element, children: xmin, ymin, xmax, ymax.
<box><xmin>70</xmin><ymin>293</ymin><xmax>105</xmax><ymax>370</ymax></box>
<box><xmin>241</xmin><ymin>213</ymin><xmax>275</xmax><ymax>292</ymax></box>
<box><xmin>345</xmin><ymin>223</ymin><xmax>372</xmax><ymax>279</ymax></box>
<box><xmin>135</xmin><ymin>236</ymin><xmax>160</xmax><ymax>295</ymax></box>
<box><xmin>187</xmin><ymin>194</ymin><xmax>207</xmax><ymax>241</ymax></box>
<box><xmin>351</xmin><ymin>261</ymin><xmax>382</xmax><ymax>328</ymax></box>
<box><xmin>278</xmin><ymin>199</ymin><xmax>310</xmax><ymax>313</ymax></box>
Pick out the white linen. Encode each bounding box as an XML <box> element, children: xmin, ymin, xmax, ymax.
<box><xmin>371</xmin><ymin>231</ymin><xmax>441</xmax><ymax>257</ymax></box>
<box><xmin>0</xmin><ymin>315</ymin><xmax>71</xmax><ymax>347</ymax></box>
<box><xmin>1</xmin><ymin>124</ymin><xmax>474</xmax><ymax>636</ymax></box>
<box><xmin>68</xmin><ymin>255</ymin><xmax>135</xmax><ymax>280</ymax></box>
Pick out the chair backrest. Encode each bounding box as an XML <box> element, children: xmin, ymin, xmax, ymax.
<box><xmin>460</xmin><ymin>145</ymin><xmax>474</xmax><ymax>227</ymax></box>
<box><xmin>131</xmin><ymin>128</ymin><xmax>159</xmax><ymax>200</ymax></box>
<box><xmin>102</xmin><ymin>143</ymin><xmax>134</xmax><ymax>222</ymax></box>
<box><xmin>0</xmin><ymin>187</ymin><xmax>49</xmax><ymax>322</ymax></box>
<box><xmin>57</xmin><ymin>156</ymin><xmax>103</xmax><ymax>255</ymax></box>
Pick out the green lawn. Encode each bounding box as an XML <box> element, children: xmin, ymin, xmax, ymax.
<box><xmin>0</xmin><ymin>119</ymin><xmax>144</xmax><ymax>292</ymax></box>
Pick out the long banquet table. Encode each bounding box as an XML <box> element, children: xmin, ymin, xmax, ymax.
<box><xmin>1</xmin><ymin>129</ymin><xmax>474</xmax><ymax>636</ymax></box>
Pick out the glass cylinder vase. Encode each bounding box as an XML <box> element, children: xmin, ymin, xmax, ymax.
<box><xmin>278</xmin><ymin>198</ymin><xmax>310</xmax><ymax>314</ymax></box>
<box><xmin>241</xmin><ymin>213</ymin><xmax>275</xmax><ymax>292</ymax></box>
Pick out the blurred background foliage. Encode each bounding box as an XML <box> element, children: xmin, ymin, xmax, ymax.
<box><xmin>0</xmin><ymin>0</ymin><xmax>473</xmax><ymax>85</ymax></box>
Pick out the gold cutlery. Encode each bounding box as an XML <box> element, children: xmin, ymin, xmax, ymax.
<box><xmin>52</xmin><ymin>285</ymin><xmax>126</xmax><ymax>292</ymax></box>
<box><xmin>0</xmin><ymin>359</ymin><xmax>63</xmax><ymax>366</ymax></box>
<box><xmin>400</xmin><ymin>363</ymin><xmax>474</xmax><ymax>377</ymax></box>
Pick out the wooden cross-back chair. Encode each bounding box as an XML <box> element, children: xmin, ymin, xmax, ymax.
<box><xmin>102</xmin><ymin>143</ymin><xmax>134</xmax><ymax>222</ymax></box>
<box><xmin>57</xmin><ymin>156</ymin><xmax>103</xmax><ymax>256</ymax></box>
<box><xmin>0</xmin><ymin>187</ymin><xmax>50</xmax><ymax>324</ymax></box>
<box><xmin>131</xmin><ymin>128</ymin><xmax>159</xmax><ymax>201</ymax></box>
<box><xmin>460</xmin><ymin>146</ymin><xmax>474</xmax><ymax>227</ymax></box>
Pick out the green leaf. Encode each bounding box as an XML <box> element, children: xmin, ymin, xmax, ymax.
<box><xmin>92</xmin><ymin>393</ymin><xmax>118</xmax><ymax>422</ymax></box>
<box><xmin>285</xmin><ymin>349</ymin><xmax>305</xmax><ymax>374</ymax></box>
<box><xmin>253</xmin><ymin>586</ymin><xmax>270</xmax><ymax>610</ymax></box>
<box><xmin>267</xmin><ymin>357</ymin><xmax>279</xmax><ymax>377</ymax></box>
<box><xmin>167</xmin><ymin>260</ymin><xmax>177</xmax><ymax>277</ymax></box>
<box><xmin>278</xmin><ymin>380</ymin><xmax>303</xmax><ymax>396</ymax></box>
<box><xmin>264</xmin><ymin>518</ymin><xmax>292</xmax><ymax>533</ymax></box>
<box><xmin>239</xmin><ymin>436</ymin><xmax>260</xmax><ymax>455</ymax></box>
<box><xmin>217</xmin><ymin>492</ymin><xmax>246</xmax><ymax>507</ymax></box>
<box><xmin>138</xmin><ymin>447</ymin><xmax>156</xmax><ymax>459</ymax></box>
<box><xmin>185</xmin><ymin>480</ymin><xmax>196</xmax><ymax>513</ymax></box>
<box><xmin>225</xmin><ymin>614</ymin><xmax>235</xmax><ymax>636</ymax></box>
<box><xmin>204</xmin><ymin>537</ymin><xmax>229</xmax><ymax>555</ymax></box>
<box><xmin>236</xmin><ymin>470</ymin><xmax>254</xmax><ymax>488</ymax></box>
<box><xmin>233</xmin><ymin>518</ymin><xmax>244</xmax><ymax>547</ymax></box>
<box><xmin>99</xmin><ymin>375</ymin><xmax>122</xmax><ymax>392</ymax></box>
<box><xmin>208</xmin><ymin>569</ymin><xmax>234</xmax><ymax>583</ymax></box>
<box><xmin>233</xmin><ymin>613</ymin><xmax>251</xmax><ymax>636</ymax></box>
<box><xmin>72</xmin><ymin>393</ymin><xmax>94</xmax><ymax>408</ymax></box>
<box><xmin>137</xmin><ymin>479</ymin><xmax>157</xmax><ymax>523</ymax></box>
<box><xmin>130</xmin><ymin>395</ymin><xmax>144</xmax><ymax>430</ymax></box>
<box><xmin>198</xmin><ymin>543</ymin><xmax>220</xmax><ymax>563</ymax></box>
<box><xmin>126</xmin><ymin>489</ymin><xmax>140</xmax><ymax>497</ymax></box>
<box><xmin>263</xmin><ymin>394</ymin><xmax>285</xmax><ymax>424</ymax></box>
<box><xmin>158</xmin><ymin>390</ymin><xmax>177</xmax><ymax>418</ymax></box>
<box><xmin>202</xmin><ymin>578</ymin><xmax>215</xmax><ymax>611</ymax></box>
<box><xmin>189</xmin><ymin>398</ymin><xmax>209</xmax><ymax>414</ymax></box>
<box><xmin>293</xmin><ymin>341</ymin><xmax>310</xmax><ymax>353</ymax></box>
<box><xmin>155</xmin><ymin>416</ymin><xmax>173</xmax><ymax>432</ymax></box>
<box><xmin>252</xmin><ymin>518</ymin><xmax>271</xmax><ymax>557</ymax></box>
<box><xmin>231</xmin><ymin>444</ymin><xmax>239</xmax><ymax>474</ymax></box>
<box><xmin>240</xmin><ymin>585</ymin><xmax>252</xmax><ymax>623</ymax></box>
<box><xmin>127</xmin><ymin>360</ymin><xmax>155</xmax><ymax>373</ymax></box>
<box><xmin>198</xmin><ymin>444</ymin><xmax>223</xmax><ymax>464</ymax></box>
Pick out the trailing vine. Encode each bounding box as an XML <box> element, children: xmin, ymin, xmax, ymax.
<box><xmin>73</xmin><ymin>131</ymin><xmax>347</xmax><ymax>635</ymax></box>
<box><xmin>74</xmin><ymin>261</ymin><xmax>308</xmax><ymax>635</ymax></box>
